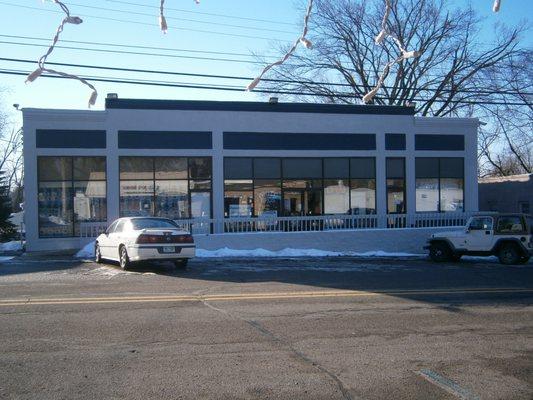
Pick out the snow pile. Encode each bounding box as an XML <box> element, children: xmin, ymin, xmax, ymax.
<box><xmin>74</xmin><ymin>241</ymin><xmax>421</xmax><ymax>260</ymax></box>
<box><xmin>196</xmin><ymin>247</ymin><xmax>421</xmax><ymax>258</ymax></box>
<box><xmin>0</xmin><ymin>241</ymin><xmax>23</xmax><ymax>252</ymax></box>
<box><xmin>76</xmin><ymin>241</ymin><xmax>95</xmax><ymax>258</ymax></box>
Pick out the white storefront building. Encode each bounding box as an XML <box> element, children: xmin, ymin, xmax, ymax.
<box><xmin>22</xmin><ymin>97</ymin><xmax>479</xmax><ymax>252</ymax></box>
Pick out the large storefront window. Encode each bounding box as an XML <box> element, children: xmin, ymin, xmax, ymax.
<box><xmin>224</xmin><ymin>157</ymin><xmax>376</xmax><ymax>217</ymax></box>
<box><xmin>38</xmin><ymin>156</ymin><xmax>106</xmax><ymax>237</ymax></box>
<box><xmin>386</xmin><ymin>158</ymin><xmax>406</xmax><ymax>214</ymax></box>
<box><xmin>119</xmin><ymin>157</ymin><xmax>212</xmax><ymax>219</ymax></box>
<box><xmin>416</xmin><ymin>158</ymin><xmax>464</xmax><ymax>212</ymax></box>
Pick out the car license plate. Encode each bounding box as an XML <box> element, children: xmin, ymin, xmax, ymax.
<box><xmin>162</xmin><ymin>246</ymin><xmax>175</xmax><ymax>253</ymax></box>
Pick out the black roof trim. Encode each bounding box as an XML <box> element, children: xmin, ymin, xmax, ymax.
<box><xmin>105</xmin><ymin>98</ymin><xmax>415</xmax><ymax>116</ymax></box>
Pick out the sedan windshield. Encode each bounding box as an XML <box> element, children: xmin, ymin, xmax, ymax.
<box><xmin>130</xmin><ymin>218</ymin><xmax>178</xmax><ymax>230</ymax></box>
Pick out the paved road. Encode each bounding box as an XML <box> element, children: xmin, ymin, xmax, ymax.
<box><xmin>0</xmin><ymin>255</ymin><xmax>532</xmax><ymax>399</ymax></box>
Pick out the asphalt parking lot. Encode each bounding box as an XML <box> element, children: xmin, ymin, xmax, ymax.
<box><xmin>0</xmin><ymin>255</ymin><xmax>532</xmax><ymax>399</ymax></box>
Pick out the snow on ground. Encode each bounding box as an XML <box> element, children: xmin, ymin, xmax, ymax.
<box><xmin>75</xmin><ymin>241</ymin><xmax>422</xmax><ymax>260</ymax></box>
<box><xmin>196</xmin><ymin>247</ymin><xmax>422</xmax><ymax>258</ymax></box>
<box><xmin>0</xmin><ymin>241</ymin><xmax>23</xmax><ymax>252</ymax></box>
<box><xmin>0</xmin><ymin>256</ymin><xmax>14</xmax><ymax>262</ymax></box>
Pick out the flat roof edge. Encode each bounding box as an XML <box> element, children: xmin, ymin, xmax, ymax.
<box><xmin>105</xmin><ymin>98</ymin><xmax>415</xmax><ymax>116</ymax></box>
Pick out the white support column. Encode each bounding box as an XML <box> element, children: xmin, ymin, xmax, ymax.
<box><xmin>211</xmin><ymin>130</ymin><xmax>224</xmax><ymax>232</ymax></box>
<box><xmin>22</xmin><ymin>120</ymin><xmax>38</xmax><ymax>251</ymax></box>
<box><xmin>106</xmin><ymin>128</ymin><xmax>120</xmax><ymax>223</ymax></box>
<box><xmin>375</xmin><ymin>132</ymin><xmax>387</xmax><ymax>228</ymax></box>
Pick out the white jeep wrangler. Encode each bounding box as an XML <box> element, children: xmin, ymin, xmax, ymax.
<box><xmin>425</xmin><ymin>214</ymin><xmax>533</xmax><ymax>265</ymax></box>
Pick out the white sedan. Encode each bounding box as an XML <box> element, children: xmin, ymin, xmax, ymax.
<box><xmin>95</xmin><ymin>217</ymin><xmax>195</xmax><ymax>270</ymax></box>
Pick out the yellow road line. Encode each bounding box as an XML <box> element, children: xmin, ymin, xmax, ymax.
<box><xmin>0</xmin><ymin>287</ymin><xmax>531</xmax><ymax>307</ymax></box>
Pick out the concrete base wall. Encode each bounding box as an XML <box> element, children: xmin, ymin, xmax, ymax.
<box><xmin>194</xmin><ymin>227</ymin><xmax>459</xmax><ymax>255</ymax></box>
<box><xmin>29</xmin><ymin>227</ymin><xmax>460</xmax><ymax>254</ymax></box>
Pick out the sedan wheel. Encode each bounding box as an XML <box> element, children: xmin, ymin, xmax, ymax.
<box><xmin>95</xmin><ymin>243</ymin><xmax>102</xmax><ymax>263</ymax></box>
<box><xmin>119</xmin><ymin>246</ymin><xmax>130</xmax><ymax>270</ymax></box>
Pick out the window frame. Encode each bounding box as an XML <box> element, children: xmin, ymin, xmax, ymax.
<box><xmin>386</xmin><ymin>157</ymin><xmax>406</xmax><ymax>214</ymax></box>
<box><xmin>37</xmin><ymin>156</ymin><xmax>107</xmax><ymax>238</ymax></box>
<box><xmin>119</xmin><ymin>156</ymin><xmax>213</xmax><ymax>220</ymax></box>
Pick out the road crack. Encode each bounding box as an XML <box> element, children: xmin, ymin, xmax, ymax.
<box><xmin>200</xmin><ymin>299</ymin><xmax>356</xmax><ymax>400</ymax></box>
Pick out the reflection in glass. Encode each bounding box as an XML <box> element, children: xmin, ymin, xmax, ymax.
<box><xmin>324</xmin><ymin>179</ymin><xmax>349</xmax><ymax>214</ymax></box>
<box><xmin>254</xmin><ymin>180</ymin><xmax>281</xmax><ymax>217</ymax></box>
<box><xmin>155</xmin><ymin>180</ymin><xmax>189</xmax><ymax>219</ymax></box>
<box><xmin>387</xmin><ymin>179</ymin><xmax>405</xmax><ymax>213</ymax></box>
<box><xmin>38</xmin><ymin>181</ymin><xmax>73</xmax><ymax>237</ymax></box>
<box><xmin>224</xmin><ymin>190</ymin><xmax>253</xmax><ymax>217</ymax></box>
<box><xmin>282</xmin><ymin>180</ymin><xmax>322</xmax><ymax>189</ymax></box>
<box><xmin>191</xmin><ymin>192</ymin><xmax>211</xmax><ymax>218</ymax></box>
<box><xmin>440</xmin><ymin>178</ymin><xmax>464</xmax><ymax>212</ymax></box>
<box><xmin>155</xmin><ymin>157</ymin><xmax>187</xmax><ymax>180</ymax></box>
<box><xmin>189</xmin><ymin>157</ymin><xmax>212</xmax><ymax>179</ymax></box>
<box><xmin>350</xmin><ymin>179</ymin><xmax>376</xmax><ymax>214</ymax></box>
<box><xmin>416</xmin><ymin>178</ymin><xmax>439</xmax><ymax>212</ymax></box>
<box><xmin>38</xmin><ymin>157</ymin><xmax>72</xmax><ymax>181</ymax></box>
<box><xmin>74</xmin><ymin>157</ymin><xmax>106</xmax><ymax>180</ymax></box>
<box><xmin>73</xmin><ymin>181</ymin><xmax>106</xmax><ymax>222</ymax></box>
<box><xmin>120</xmin><ymin>180</ymin><xmax>154</xmax><ymax>217</ymax></box>
<box><xmin>120</xmin><ymin>157</ymin><xmax>153</xmax><ymax>180</ymax></box>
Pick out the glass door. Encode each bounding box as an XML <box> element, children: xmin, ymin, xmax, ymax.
<box><xmin>283</xmin><ymin>191</ymin><xmax>304</xmax><ymax>216</ymax></box>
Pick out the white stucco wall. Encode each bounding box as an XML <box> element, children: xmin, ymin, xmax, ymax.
<box><xmin>22</xmin><ymin>102</ymin><xmax>478</xmax><ymax>252</ymax></box>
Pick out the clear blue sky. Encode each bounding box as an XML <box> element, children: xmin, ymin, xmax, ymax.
<box><xmin>0</xmin><ymin>0</ymin><xmax>531</xmax><ymax>125</ymax></box>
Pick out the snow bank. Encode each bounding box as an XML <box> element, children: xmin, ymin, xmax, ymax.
<box><xmin>196</xmin><ymin>247</ymin><xmax>421</xmax><ymax>258</ymax></box>
<box><xmin>76</xmin><ymin>241</ymin><xmax>95</xmax><ymax>258</ymax></box>
<box><xmin>74</xmin><ymin>241</ymin><xmax>421</xmax><ymax>260</ymax></box>
<box><xmin>0</xmin><ymin>241</ymin><xmax>23</xmax><ymax>252</ymax></box>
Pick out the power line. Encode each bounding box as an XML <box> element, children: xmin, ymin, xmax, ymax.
<box><xmin>0</xmin><ymin>1</ymin><xmax>292</xmax><ymax>42</ymax></box>
<box><xmin>61</xmin><ymin>1</ymin><xmax>298</xmax><ymax>35</ymax></box>
<box><xmin>2</xmin><ymin>56</ymin><xmax>531</xmax><ymax>97</ymax></box>
<box><xmin>1</xmin><ymin>68</ymin><xmax>529</xmax><ymax>106</ymax></box>
<box><xmin>0</xmin><ymin>34</ymin><xmax>278</xmax><ymax>60</ymax></box>
<box><xmin>103</xmin><ymin>0</ymin><xmax>297</xmax><ymax>27</ymax></box>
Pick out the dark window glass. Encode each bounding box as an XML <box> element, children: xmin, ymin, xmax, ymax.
<box><xmin>155</xmin><ymin>180</ymin><xmax>189</xmax><ymax>219</ymax></box>
<box><xmin>253</xmin><ymin>158</ymin><xmax>281</xmax><ymax>179</ymax></box>
<box><xmin>130</xmin><ymin>218</ymin><xmax>179</xmax><ymax>230</ymax></box>
<box><xmin>155</xmin><ymin>157</ymin><xmax>188</xmax><ymax>180</ymax></box>
<box><xmin>385</xmin><ymin>134</ymin><xmax>406</xmax><ymax>150</ymax></box>
<box><xmin>38</xmin><ymin>157</ymin><xmax>72</xmax><ymax>181</ymax></box>
<box><xmin>415</xmin><ymin>134</ymin><xmax>464</xmax><ymax>151</ymax></box>
<box><xmin>119</xmin><ymin>180</ymin><xmax>154</xmax><ymax>217</ymax></box>
<box><xmin>189</xmin><ymin>157</ymin><xmax>212</xmax><ymax>179</ymax></box>
<box><xmin>324</xmin><ymin>158</ymin><xmax>349</xmax><ymax>178</ymax></box>
<box><xmin>350</xmin><ymin>158</ymin><xmax>375</xmax><ymax>179</ymax></box>
<box><xmin>254</xmin><ymin>180</ymin><xmax>281</xmax><ymax>217</ymax></box>
<box><xmin>387</xmin><ymin>179</ymin><xmax>405</xmax><ymax>213</ymax></box>
<box><xmin>468</xmin><ymin>217</ymin><xmax>493</xmax><ymax>231</ymax></box>
<box><xmin>415</xmin><ymin>158</ymin><xmax>439</xmax><ymax>178</ymax></box>
<box><xmin>120</xmin><ymin>157</ymin><xmax>153</xmax><ymax>180</ymax></box>
<box><xmin>38</xmin><ymin>181</ymin><xmax>73</xmax><ymax>237</ymax></box>
<box><xmin>440</xmin><ymin>158</ymin><xmax>464</xmax><ymax>178</ymax></box>
<box><xmin>36</xmin><ymin>130</ymin><xmax>106</xmax><ymax>149</ymax></box>
<box><xmin>496</xmin><ymin>216</ymin><xmax>524</xmax><ymax>233</ymax></box>
<box><xmin>118</xmin><ymin>131</ymin><xmax>212</xmax><ymax>149</ymax></box>
<box><xmin>282</xmin><ymin>159</ymin><xmax>322</xmax><ymax>179</ymax></box>
<box><xmin>73</xmin><ymin>157</ymin><xmax>106</xmax><ymax>181</ymax></box>
<box><xmin>224</xmin><ymin>158</ymin><xmax>252</xmax><ymax>179</ymax></box>
<box><xmin>386</xmin><ymin>158</ymin><xmax>405</xmax><ymax>179</ymax></box>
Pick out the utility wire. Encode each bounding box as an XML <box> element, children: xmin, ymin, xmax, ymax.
<box><xmin>104</xmin><ymin>0</ymin><xmax>297</xmax><ymax>27</ymax></box>
<box><xmin>60</xmin><ymin>1</ymin><xmax>298</xmax><ymax>35</ymax></box>
<box><xmin>2</xmin><ymin>57</ymin><xmax>531</xmax><ymax>97</ymax></box>
<box><xmin>0</xmin><ymin>1</ymin><xmax>292</xmax><ymax>42</ymax></box>
<box><xmin>1</xmin><ymin>68</ymin><xmax>529</xmax><ymax>106</ymax></box>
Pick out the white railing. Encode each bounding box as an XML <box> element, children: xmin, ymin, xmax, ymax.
<box><xmin>78</xmin><ymin>212</ymin><xmax>476</xmax><ymax>238</ymax></box>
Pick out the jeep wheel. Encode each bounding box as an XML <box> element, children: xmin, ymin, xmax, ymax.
<box><xmin>498</xmin><ymin>243</ymin><xmax>521</xmax><ymax>265</ymax></box>
<box><xmin>451</xmin><ymin>254</ymin><xmax>462</xmax><ymax>262</ymax></box>
<box><xmin>429</xmin><ymin>242</ymin><xmax>451</xmax><ymax>262</ymax></box>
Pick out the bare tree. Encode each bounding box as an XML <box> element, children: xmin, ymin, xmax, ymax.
<box><xmin>0</xmin><ymin>99</ymin><xmax>23</xmax><ymax>211</ymax></box>
<box><xmin>258</xmin><ymin>0</ymin><xmax>530</xmax><ymax>176</ymax></box>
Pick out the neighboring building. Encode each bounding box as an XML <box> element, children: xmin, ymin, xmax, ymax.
<box><xmin>479</xmin><ymin>174</ymin><xmax>532</xmax><ymax>214</ymax></box>
<box><xmin>22</xmin><ymin>97</ymin><xmax>479</xmax><ymax>251</ymax></box>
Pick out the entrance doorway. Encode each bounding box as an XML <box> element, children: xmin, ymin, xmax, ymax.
<box><xmin>283</xmin><ymin>190</ymin><xmax>322</xmax><ymax>216</ymax></box>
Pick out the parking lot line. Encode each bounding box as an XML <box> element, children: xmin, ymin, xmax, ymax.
<box><xmin>0</xmin><ymin>287</ymin><xmax>531</xmax><ymax>307</ymax></box>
